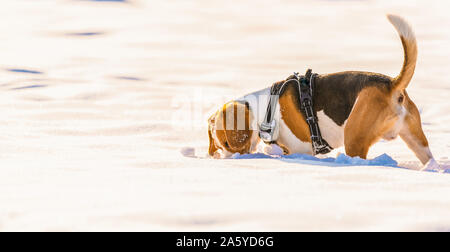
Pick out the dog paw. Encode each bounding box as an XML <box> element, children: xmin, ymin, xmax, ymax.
<box><xmin>263</xmin><ymin>144</ymin><xmax>284</xmax><ymax>156</ymax></box>
<box><xmin>422</xmin><ymin>159</ymin><xmax>443</xmax><ymax>172</ymax></box>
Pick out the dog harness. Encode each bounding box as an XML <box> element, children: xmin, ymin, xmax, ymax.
<box><xmin>259</xmin><ymin>69</ymin><xmax>333</xmax><ymax>155</ymax></box>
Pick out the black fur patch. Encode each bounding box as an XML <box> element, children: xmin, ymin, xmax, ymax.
<box><xmin>314</xmin><ymin>71</ymin><xmax>393</xmax><ymax>126</ymax></box>
<box><xmin>276</xmin><ymin>71</ymin><xmax>393</xmax><ymax>127</ymax></box>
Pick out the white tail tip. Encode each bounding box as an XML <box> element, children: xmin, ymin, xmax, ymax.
<box><xmin>387</xmin><ymin>14</ymin><xmax>416</xmax><ymax>41</ymax></box>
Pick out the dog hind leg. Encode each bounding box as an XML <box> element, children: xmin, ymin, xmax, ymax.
<box><xmin>400</xmin><ymin>94</ymin><xmax>434</xmax><ymax>166</ymax></box>
<box><xmin>344</xmin><ymin>88</ymin><xmax>392</xmax><ymax>159</ymax></box>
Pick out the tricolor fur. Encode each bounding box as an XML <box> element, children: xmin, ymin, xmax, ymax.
<box><xmin>208</xmin><ymin>15</ymin><xmax>435</xmax><ymax>166</ymax></box>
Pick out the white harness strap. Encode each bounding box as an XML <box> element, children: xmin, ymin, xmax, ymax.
<box><xmin>259</xmin><ymin>77</ymin><xmax>298</xmax><ymax>143</ymax></box>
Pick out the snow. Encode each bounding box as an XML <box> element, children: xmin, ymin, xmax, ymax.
<box><xmin>180</xmin><ymin>147</ymin><xmax>196</xmax><ymax>158</ymax></box>
<box><xmin>234</xmin><ymin>153</ymin><xmax>398</xmax><ymax>167</ymax></box>
<box><xmin>234</xmin><ymin>152</ymin><xmax>450</xmax><ymax>172</ymax></box>
<box><xmin>0</xmin><ymin>0</ymin><xmax>449</xmax><ymax>231</ymax></box>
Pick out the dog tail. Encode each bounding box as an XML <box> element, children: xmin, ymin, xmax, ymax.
<box><xmin>387</xmin><ymin>14</ymin><xmax>417</xmax><ymax>90</ymax></box>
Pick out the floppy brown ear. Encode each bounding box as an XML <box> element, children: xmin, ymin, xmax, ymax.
<box><xmin>208</xmin><ymin>129</ymin><xmax>218</xmax><ymax>156</ymax></box>
<box><xmin>220</xmin><ymin>102</ymin><xmax>253</xmax><ymax>154</ymax></box>
<box><xmin>207</xmin><ymin>114</ymin><xmax>219</xmax><ymax>156</ymax></box>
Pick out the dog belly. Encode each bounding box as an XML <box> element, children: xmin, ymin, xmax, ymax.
<box><xmin>277</xmin><ymin>118</ymin><xmax>313</xmax><ymax>155</ymax></box>
<box><xmin>317</xmin><ymin>110</ymin><xmax>346</xmax><ymax>149</ymax></box>
<box><xmin>277</xmin><ymin>111</ymin><xmax>345</xmax><ymax>155</ymax></box>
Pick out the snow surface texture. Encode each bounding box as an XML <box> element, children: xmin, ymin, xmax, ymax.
<box><xmin>229</xmin><ymin>143</ymin><xmax>449</xmax><ymax>172</ymax></box>
<box><xmin>233</xmin><ymin>153</ymin><xmax>399</xmax><ymax>167</ymax></box>
<box><xmin>0</xmin><ymin>0</ymin><xmax>449</xmax><ymax>231</ymax></box>
<box><xmin>233</xmin><ymin>152</ymin><xmax>450</xmax><ymax>172</ymax></box>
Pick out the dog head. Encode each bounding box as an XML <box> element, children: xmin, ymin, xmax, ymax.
<box><xmin>208</xmin><ymin>102</ymin><xmax>254</xmax><ymax>158</ymax></box>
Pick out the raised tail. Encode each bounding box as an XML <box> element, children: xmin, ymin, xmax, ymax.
<box><xmin>387</xmin><ymin>14</ymin><xmax>418</xmax><ymax>90</ymax></box>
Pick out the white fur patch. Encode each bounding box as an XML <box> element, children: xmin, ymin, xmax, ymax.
<box><xmin>384</xmin><ymin>105</ymin><xmax>407</xmax><ymax>140</ymax></box>
<box><xmin>400</xmin><ymin>127</ymin><xmax>434</xmax><ymax>165</ymax></box>
<box><xmin>387</xmin><ymin>14</ymin><xmax>416</xmax><ymax>42</ymax></box>
<box><xmin>238</xmin><ymin>87</ymin><xmax>271</xmax><ymax>130</ymax></box>
<box><xmin>277</xmin><ymin>118</ymin><xmax>313</xmax><ymax>155</ymax></box>
<box><xmin>238</xmin><ymin>87</ymin><xmax>278</xmax><ymax>153</ymax></box>
<box><xmin>317</xmin><ymin>110</ymin><xmax>346</xmax><ymax>149</ymax></box>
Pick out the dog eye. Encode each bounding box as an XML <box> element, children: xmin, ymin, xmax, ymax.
<box><xmin>398</xmin><ymin>95</ymin><xmax>404</xmax><ymax>103</ymax></box>
<box><xmin>224</xmin><ymin>142</ymin><xmax>230</xmax><ymax>148</ymax></box>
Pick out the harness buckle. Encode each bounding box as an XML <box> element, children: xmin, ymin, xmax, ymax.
<box><xmin>259</xmin><ymin>120</ymin><xmax>277</xmax><ymax>143</ymax></box>
<box><xmin>258</xmin><ymin>69</ymin><xmax>333</xmax><ymax>155</ymax></box>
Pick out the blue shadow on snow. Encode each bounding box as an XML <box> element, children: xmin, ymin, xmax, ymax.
<box><xmin>65</xmin><ymin>32</ymin><xmax>105</xmax><ymax>37</ymax></box>
<box><xmin>10</xmin><ymin>85</ymin><xmax>48</xmax><ymax>90</ymax></box>
<box><xmin>233</xmin><ymin>153</ymin><xmax>398</xmax><ymax>168</ymax></box>
<box><xmin>7</xmin><ymin>69</ymin><xmax>44</xmax><ymax>75</ymax></box>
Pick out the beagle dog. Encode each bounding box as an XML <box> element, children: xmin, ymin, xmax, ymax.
<box><xmin>208</xmin><ymin>15</ymin><xmax>436</xmax><ymax>168</ymax></box>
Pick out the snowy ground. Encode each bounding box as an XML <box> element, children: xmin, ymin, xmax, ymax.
<box><xmin>0</xmin><ymin>0</ymin><xmax>449</xmax><ymax>231</ymax></box>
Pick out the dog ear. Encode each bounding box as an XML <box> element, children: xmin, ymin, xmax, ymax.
<box><xmin>220</xmin><ymin>102</ymin><xmax>253</xmax><ymax>154</ymax></box>
<box><xmin>207</xmin><ymin>115</ymin><xmax>219</xmax><ymax>156</ymax></box>
<box><xmin>208</xmin><ymin>128</ymin><xmax>218</xmax><ymax>156</ymax></box>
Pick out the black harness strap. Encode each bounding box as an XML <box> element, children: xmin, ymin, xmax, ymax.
<box><xmin>259</xmin><ymin>69</ymin><xmax>333</xmax><ymax>155</ymax></box>
<box><xmin>299</xmin><ymin>70</ymin><xmax>333</xmax><ymax>155</ymax></box>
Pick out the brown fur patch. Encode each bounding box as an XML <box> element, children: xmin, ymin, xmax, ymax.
<box><xmin>344</xmin><ymin>86</ymin><xmax>397</xmax><ymax>159</ymax></box>
<box><xmin>213</xmin><ymin>102</ymin><xmax>253</xmax><ymax>155</ymax></box>
<box><xmin>279</xmin><ymin>84</ymin><xmax>311</xmax><ymax>143</ymax></box>
<box><xmin>207</xmin><ymin>115</ymin><xmax>218</xmax><ymax>156</ymax></box>
<box><xmin>399</xmin><ymin>92</ymin><xmax>431</xmax><ymax>164</ymax></box>
<box><xmin>402</xmin><ymin>92</ymin><xmax>428</xmax><ymax>147</ymax></box>
<box><xmin>313</xmin><ymin>71</ymin><xmax>393</xmax><ymax>126</ymax></box>
<box><xmin>208</xmin><ymin>128</ymin><xmax>218</xmax><ymax>156</ymax></box>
